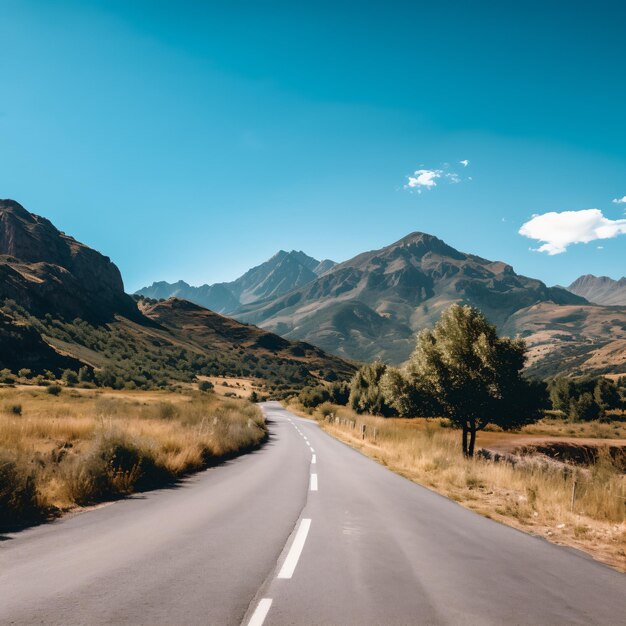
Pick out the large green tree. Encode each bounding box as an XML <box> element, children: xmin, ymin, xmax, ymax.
<box><xmin>408</xmin><ymin>304</ymin><xmax>545</xmax><ymax>457</ymax></box>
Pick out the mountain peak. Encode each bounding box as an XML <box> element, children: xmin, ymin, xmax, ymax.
<box><xmin>567</xmin><ymin>274</ymin><xmax>626</xmax><ymax>306</ymax></box>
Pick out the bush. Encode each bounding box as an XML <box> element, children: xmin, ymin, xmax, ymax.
<box><xmin>46</xmin><ymin>384</ymin><xmax>62</xmax><ymax>396</ymax></box>
<box><xmin>569</xmin><ymin>393</ymin><xmax>602</xmax><ymax>422</ymax></box>
<box><xmin>157</xmin><ymin>402</ymin><xmax>177</xmax><ymax>420</ymax></box>
<box><xmin>9</xmin><ymin>404</ymin><xmax>22</xmax><ymax>416</ymax></box>
<box><xmin>198</xmin><ymin>380</ymin><xmax>214</xmax><ymax>393</ymax></box>
<box><xmin>0</xmin><ymin>454</ymin><xmax>40</xmax><ymax>531</ymax></box>
<box><xmin>62</xmin><ymin>369</ymin><xmax>79</xmax><ymax>387</ymax></box>
<box><xmin>349</xmin><ymin>363</ymin><xmax>395</xmax><ymax>416</ymax></box>
<box><xmin>0</xmin><ymin>369</ymin><xmax>16</xmax><ymax>384</ymax></box>
<box><xmin>17</xmin><ymin>368</ymin><xmax>31</xmax><ymax>379</ymax></box>
<box><xmin>61</xmin><ymin>433</ymin><xmax>173</xmax><ymax>505</ymax></box>
<box><xmin>299</xmin><ymin>386</ymin><xmax>330</xmax><ymax>408</ymax></box>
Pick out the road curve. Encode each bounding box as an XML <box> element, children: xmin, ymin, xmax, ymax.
<box><xmin>1</xmin><ymin>402</ymin><xmax>624</xmax><ymax>625</ymax></box>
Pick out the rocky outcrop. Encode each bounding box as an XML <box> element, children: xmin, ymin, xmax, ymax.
<box><xmin>0</xmin><ymin>199</ymin><xmax>140</xmax><ymax>323</ymax></box>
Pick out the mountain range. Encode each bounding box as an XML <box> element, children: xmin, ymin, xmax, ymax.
<box><xmin>138</xmin><ymin>232</ymin><xmax>626</xmax><ymax>376</ymax></box>
<box><xmin>566</xmin><ymin>274</ymin><xmax>626</xmax><ymax>306</ymax></box>
<box><xmin>137</xmin><ymin>250</ymin><xmax>336</xmax><ymax>314</ymax></box>
<box><xmin>0</xmin><ymin>199</ymin><xmax>353</xmax><ymax>389</ymax></box>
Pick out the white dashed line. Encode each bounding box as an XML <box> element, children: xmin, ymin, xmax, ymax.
<box><xmin>247</xmin><ymin>598</ymin><xmax>272</xmax><ymax>626</ymax></box>
<box><xmin>311</xmin><ymin>454</ymin><xmax>316</xmax><ymax>464</ymax></box>
<box><xmin>277</xmin><ymin>519</ymin><xmax>312</xmax><ymax>579</ymax></box>
<box><xmin>310</xmin><ymin>473</ymin><xmax>318</xmax><ymax>491</ymax></box>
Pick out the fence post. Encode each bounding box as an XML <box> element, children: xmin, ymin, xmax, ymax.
<box><xmin>570</xmin><ymin>478</ymin><xmax>577</xmax><ymax>512</ymax></box>
<box><xmin>373</xmin><ymin>427</ymin><xmax>377</xmax><ymax>442</ymax></box>
<box><xmin>361</xmin><ymin>424</ymin><xmax>366</xmax><ymax>440</ymax></box>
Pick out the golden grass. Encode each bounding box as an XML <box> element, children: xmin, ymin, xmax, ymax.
<box><xmin>301</xmin><ymin>403</ymin><xmax>626</xmax><ymax>572</ymax></box>
<box><xmin>0</xmin><ymin>386</ymin><xmax>265</xmax><ymax>528</ymax></box>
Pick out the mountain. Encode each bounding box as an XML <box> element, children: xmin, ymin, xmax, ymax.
<box><xmin>136</xmin><ymin>250</ymin><xmax>336</xmax><ymax>314</ymax></box>
<box><xmin>0</xmin><ymin>200</ymin><xmax>353</xmax><ymax>391</ymax></box>
<box><xmin>502</xmin><ymin>302</ymin><xmax>626</xmax><ymax>377</ymax></box>
<box><xmin>567</xmin><ymin>274</ymin><xmax>626</xmax><ymax>306</ymax></box>
<box><xmin>0</xmin><ymin>199</ymin><xmax>140</xmax><ymax>323</ymax></box>
<box><xmin>235</xmin><ymin>232</ymin><xmax>586</xmax><ymax>364</ymax></box>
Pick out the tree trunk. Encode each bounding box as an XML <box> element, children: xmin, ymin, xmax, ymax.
<box><xmin>468</xmin><ymin>423</ymin><xmax>477</xmax><ymax>458</ymax></box>
<box><xmin>462</xmin><ymin>424</ymin><xmax>469</xmax><ymax>457</ymax></box>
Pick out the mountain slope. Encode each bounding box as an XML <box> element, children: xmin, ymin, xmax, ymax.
<box><xmin>235</xmin><ymin>232</ymin><xmax>586</xmax><ymax>363</ymax></box>
<box><xmin>136</xmin><ymin>250</ymin><xmax>336</xmax><ymax>314</ymax></box>
<box><xmin>0</xmin><ymin>200</ymin><xmax>353</xmax><ymax>391</ymax></box>
<box><xmin>0</xmin><ymin>199</ymin><xmax>140</xmax><ymax>323</ymax></box>
<box><xmin>567</xmin><ymin>274</ymin><xmax>626</xmax><ymax>306</ymax></box>
<box><xmin>503</xmin><ymin>303</ymin><xmax>626</xmax><ymax>377</ymax></box>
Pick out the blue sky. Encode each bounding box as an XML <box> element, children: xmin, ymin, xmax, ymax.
<box><xmin>1</xmin><ymin>0</ymin><xmax>625</xmax><ymax>291</ymax></box>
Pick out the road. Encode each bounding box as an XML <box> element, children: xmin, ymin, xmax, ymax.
<box><xmin>0</xmin><ymin>402</ymin><xmax>624</xmax><ymax>625</ymax></box>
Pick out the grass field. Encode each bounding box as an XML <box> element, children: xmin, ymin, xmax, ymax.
<box><xmin>0</xmin><ymin>385</ymin><xmax>266</xmax><ymax>531</ymax></box>
<box><xmin>289</xmin><ymin>401</ymin><xmax>626</xmax><ymax>571</ymax></box>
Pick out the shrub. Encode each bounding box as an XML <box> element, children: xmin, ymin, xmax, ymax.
<box><xmin>18</xmin><ymin>368</ymin><xmax>31</xmax><ymax>379</ymax></box>
<box><xmin>9</xmin><ymin>404</ymin><xmax>22</xmax><ymax>416</ymax></box>
<box><xmin>299</xmin><ymin>386</ymin><xmax>330</xmax><ymax>408</ymax></box>
<box><xmin>62</xmin><ymin>369</ymin><xmax>79</xmax><ymax>387</ymax></box>
<box><xmin>0</xmin><ymin>454</ymin><xmax>40</xmax><ymax>531</ymax></box>
<box><xmin>157</xmin><ymin>402</ymin><xmax>177</xmax><ymax>420</ymax></box>
<box><xmin>46</xmin><ymin>384</ymin><xmax>62</xmax><ymax>396</ymax></box>
<box><xmin>198</xmin><ymin>380</ymin><xmax>214</xmax><ymax>393</ymax></box>
<box><xmin>349</xmin><ymin>363</ymin><xmax>395</xmax><ymax>416</ymax></box>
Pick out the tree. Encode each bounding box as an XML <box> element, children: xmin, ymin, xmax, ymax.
<box><xmin>380</xmin><ymin>366</ymin><xmax>439</xmax><ymax>417</ymax></box>
<box><xmin>408</xmin><ymin>304</ymin><xmax>545</xmax><ymax>457</ymax></box>
<box><xmin>569</xmin><ymin>393</ymin><xmax>601</xmax><ymax>422</ymax></box>
<box><xmin>548</xmin><ymin>378</ymin><xmax>574</xmax><ymax>413</ymax></box>
<box><xmin>349</xmin><ymin>362</ymin><xmax>396</xmax><ymax>416</ymax></box>
<box><xmin>593</xmin><ymin>379</ymin><xmax>621</xmax><ymax>415</ymax></box>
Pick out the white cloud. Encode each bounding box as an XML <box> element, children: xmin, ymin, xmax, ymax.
<box><xmin>612</xmin><ymin>195</ymin><xmax>626</xmax><ymax>204</ymax></box>
<box><xmin>460</xmin><ymin>159</ymin><xmax>469</xmax><ymax>167</ymax></box>
<box><xmin>405</xmin><ymin>161</ymin><xmax>470</xmax><ymax>193</ymax></box>
<box><xmin>519</xmin><ymin>208</ymin><xmax>626</xmax><ymax>254</ymax></box>
<box><xmin>405</xmin><ymin>169</ymin><xmax>442</xmax><ymax>192</ymax></box>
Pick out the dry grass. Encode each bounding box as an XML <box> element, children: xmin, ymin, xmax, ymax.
<box><xmin>303</xmin><ymin>403</ymin><xmax>626</xmax><ymax>572</ymax></box>
<box><xmin>0</xmin><ymin>386</ymin><xmax>266</xmax><ymax>530</ymax></box>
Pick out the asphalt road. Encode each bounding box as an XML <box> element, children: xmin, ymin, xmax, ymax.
<box><xmin>1</xmin><ymin>402</ymin><xmax>624</xmax><ymax>625</ymax></box>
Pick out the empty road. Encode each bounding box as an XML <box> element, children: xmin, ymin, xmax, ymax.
<box><xmin>1</xmin><ymin>402</ymin><xmax>624</xmax><ymax>625</ymax></box>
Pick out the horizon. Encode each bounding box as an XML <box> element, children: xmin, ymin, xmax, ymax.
<box><xmin>2</xmin><ymin>1</ymin><xmax>625</xmax><ymax>291</ymax></box>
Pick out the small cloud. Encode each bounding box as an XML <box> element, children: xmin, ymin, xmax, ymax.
<box><xmin>519</xmin><ymin>208</ymin><xmax>626</xmax><ymax>255</ymax></box>
<box><xmin>612</xmin><ymin>195</ymin><xmax>626</xmax><ymax>204</ymax></box>
<box><xmin>405</xmin><ymin>169</ymin><xmax>442</xmax><ymax>193</ymax></box>
<box><xmin>597</xmin><ymin>246</ymin><xmax>604</xmax><ymax>250</ymax></box>
<box><xmin>460</xmin><ymin>159</ymin><xmax>469</xmax><ymax>167</ymax></box>
<box><xmin>404</xmin><ymin>161</ymin><xmax>469</xmax><ymax>194</ymax></box>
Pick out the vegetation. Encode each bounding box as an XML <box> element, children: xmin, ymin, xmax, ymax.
<box><xmin>548</xmin><ymin>376</ymin><xmax>624</xmax><ymax>422</ymax></box>
<box><xmin>347</xmin><ymin>305</ymin><xmax>546</xmax><ymax>456</ymax></box>
<box><xmin>0</xmin><ymin>298</ymin><xmax>349</xmax><ymax>397</ymax></box>
<box><xmin>0</xmin><ymin>387</ymin><xmax>266</xmax><ymax>531</ymax></box>
<box><xmin>349</xmin><ymin>362</ymin><xmax>395</xmax><ymax>416</ymax></box>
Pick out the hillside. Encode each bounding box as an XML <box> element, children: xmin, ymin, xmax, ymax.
<box><xmin>567</xmin><ymin>274</ymin><xmax>626</xmax><ymax>306</ymax></box>
<box><xmin>0</xmin><ymin>200</ymin><xmax>354</xmax><ymax>393</ymax></box>
<box><xmin>136</xmin><ymin>250</ymin><xmax>336</xmax><ymax>314</ymax></box>
<box><xmin>503</xmin><ymin>303</ymin><xmax>626</xmax><ymax>377</ymax></box>
<box><xmin>235</xmin><ymin>232</ymin><xmax>587</xmax><ymax>364</ymax></box>
<box><xmin>0</xmin><ymin>199</ymin><xmax>140</xmax><ymax>323</ymax></box>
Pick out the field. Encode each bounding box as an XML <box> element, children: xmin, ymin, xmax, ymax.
<box><xmin>0</xmin><ymin>385</ymin><xmax>266</xmax><ymax>531</ymax></box>
<box><xmin>290</xmin><ymin>401</ymin><xmax>626</xmax><ymax>571</ymax></box>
